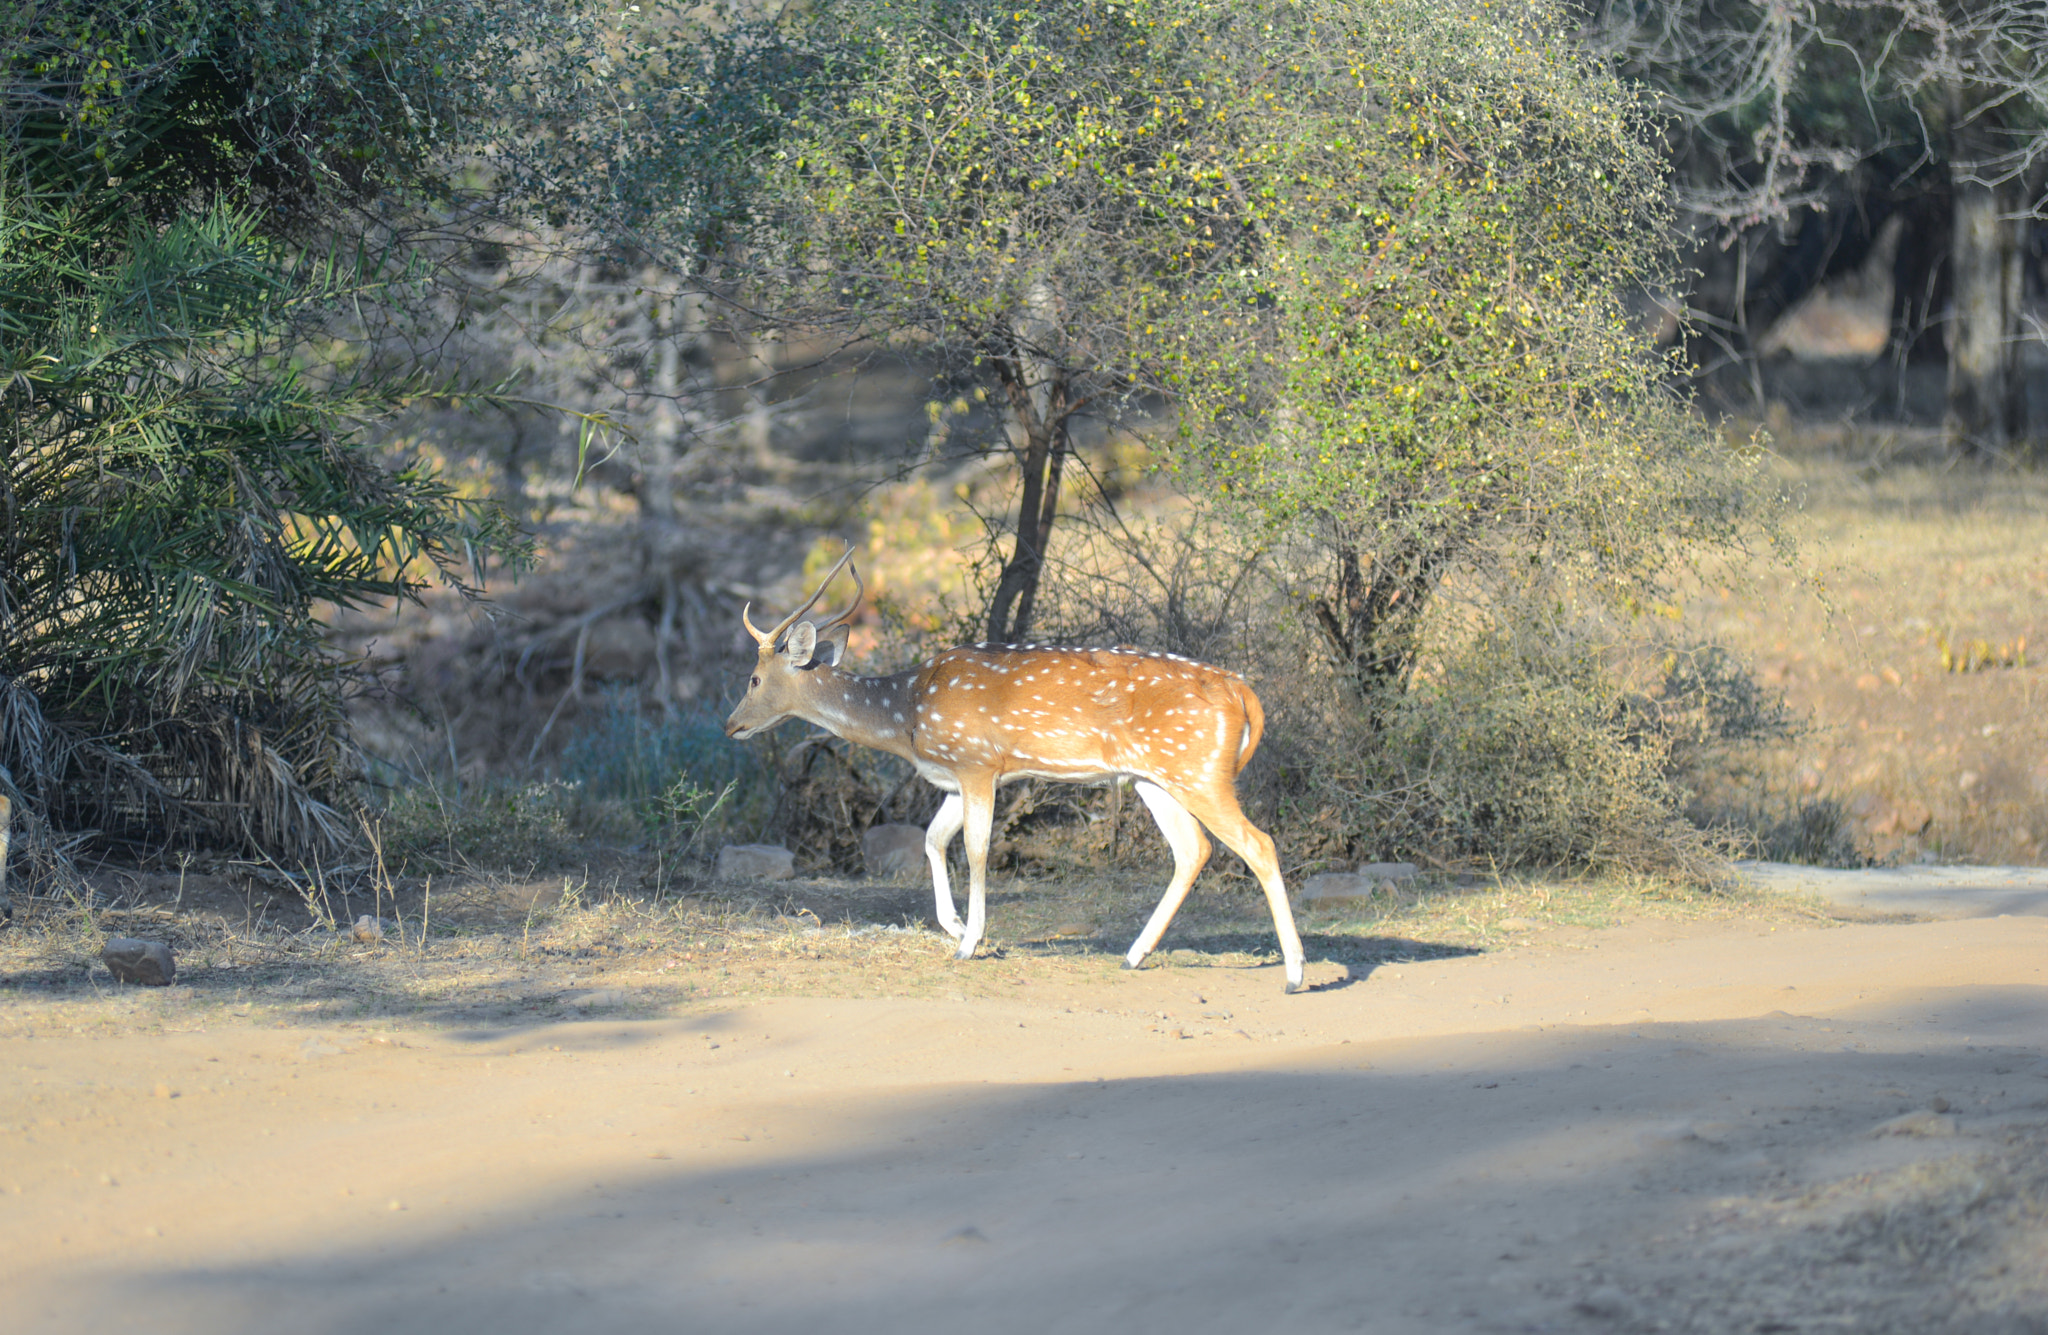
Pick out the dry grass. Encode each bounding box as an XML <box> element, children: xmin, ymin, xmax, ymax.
<box><xmin>1686</xmin><ymin>420</ymin><xmax>2048</xmax><ymax>866</ymax></box>
<box><xmin>0</xmin><ymin>844</ymin><xmax>1832</xmax><ymax>1041</ymax></box>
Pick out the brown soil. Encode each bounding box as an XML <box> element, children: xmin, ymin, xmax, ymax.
<box><xmin>5</xmin><ymin>875</ymin><xmax>2045</xmax><ymax>1334</ymax></box>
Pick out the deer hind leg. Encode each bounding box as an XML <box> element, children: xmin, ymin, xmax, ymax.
<box><xmin>924</xmin><ymin>792</ymin><xmax>966</xmax><ymax>940</ymax></box>
<box><xmin>954</xmin><ymin>775</ymin><xmax>998</xmax><ymax>961</ymax></box>
<box><xmin>1123</xmin><ymin>780</ymin><xmax>1213</xmax><ymax>971</ymax></box>
<box><xmin>1179</xmin><ymin>788</ymin><xmax>1306</xmax><ymax>994</ymax></box>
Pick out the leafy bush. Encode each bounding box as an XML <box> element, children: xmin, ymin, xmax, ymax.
<box><xmin>558</xmin><ymin>691</ymin><xmax>775</xmax><ymax>848</ymax></box>
<box><xmin>0</xmin><ymin>1</ymin><xmax>607</xmax><ymax>870</ymax></box>
<box><xmin>0</xmin><ymin>187</ymin><xmax>526</xmax><ymax>863</ymax></box>
<box><xmin>1003</xmin><ymin>515</ymin><xmax>1805</xmax><ymax>881</ymax></box>
<box><xmin>1342</xmin><ymin>626</ymin><xmax>1708</xmax><ymax>877</ymax></box>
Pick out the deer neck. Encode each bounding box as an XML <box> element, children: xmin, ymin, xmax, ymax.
<box><xmin>797</xmin><ymin>664</ymin><xmax>921</xmax><ymax>761</ymax></box>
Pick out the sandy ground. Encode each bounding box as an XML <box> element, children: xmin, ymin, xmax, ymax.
<box><xmin>5</xmin><ymin>908</ymin><xmax>2047</xmax><ymax>1334</ymax></box>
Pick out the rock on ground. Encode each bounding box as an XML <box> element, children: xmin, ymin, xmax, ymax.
<box><xmin>717</xmin><ymin>844</ymin><xmax>796</xmax><ymax>881</ymax></box>
<box><xmin>1300</xmin><ymin>862</ymin><xmax>1420</xmax><ymax>903</ymax></box>
<box><xmin>862</xmin><ymin>824</ymin><xmax>927</xmax><ymax>882</ymax></box>
<box><xmin>100</xmin><ymin>937</ymin><xmax>175</xmax><ymax>986</ymax></box>
<box><xmin>1299</xmin><ymin>872</ymin><xmax>1380</xmax><ymax>903</ymax></box>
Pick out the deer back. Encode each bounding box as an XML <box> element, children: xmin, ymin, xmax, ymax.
<box><xmin>908</xmin><ymin>645</ymin><xmax>1263</xmax><ymax>784</ymax></box>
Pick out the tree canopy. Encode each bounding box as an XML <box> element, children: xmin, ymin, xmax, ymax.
<box><xmin>630</xmin><ymin>0</ymin><xmax>1771</xmax><ymax>695</ymax></box>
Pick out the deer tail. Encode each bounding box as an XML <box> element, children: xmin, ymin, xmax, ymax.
<box><xmin>1236</xmin><ymin>682</ymin><xmax>1265</xmax><ymax>768</ymax></box>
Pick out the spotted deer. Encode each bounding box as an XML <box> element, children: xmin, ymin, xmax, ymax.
<box><xmin>724</xmin><ymin>547</ymin><xmax>1307</xmax><ymax>992</ymax></box>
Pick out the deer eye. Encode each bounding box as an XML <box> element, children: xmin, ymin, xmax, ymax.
<box><xmin>750</xmin><ymin>675</ymin><xmax>761</xmax><ymax>687</ymax></box>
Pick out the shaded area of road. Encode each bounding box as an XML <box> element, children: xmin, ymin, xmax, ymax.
<box><xmin>11</xmin><ymin>1000</ymin><xmax>2048</xmax><ymax>1334</ymax></box>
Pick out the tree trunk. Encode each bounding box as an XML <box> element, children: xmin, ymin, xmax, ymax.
<box><xmin>1310</xmin><ymin>537</ymin><xmax>1444</xmax><ymax>731</ymax></box>
<box><xmin>986</xmin><ymin>283</ymin><xmax>1071</xmax><ymax>645</ymax></box>
<box><xmin>985</xmin><ymin>370</ymin><xmax>1069</xmax><ymax>644</ymax></box>
<box><xmin>1946</xmin><ymin>103</ymin><xmax>2029</xmax><ymax>459</ymax></box>
<box><xmin>1863</xmin><ymin>190</ymin><xmax>1950</xmax><ymax>419</ymax></box>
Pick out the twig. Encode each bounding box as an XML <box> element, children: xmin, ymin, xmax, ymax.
<box><xmin>527</xmin><ymin>616</ymin><xmax>595</xmax><ymax>763</ymax></box>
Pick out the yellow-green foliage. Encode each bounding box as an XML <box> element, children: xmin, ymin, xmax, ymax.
<box><xmin>756</xmin><ymin>0</ymin><xmax>1257</xmax><ymax>355</ymax></box>
<box><xmin>1146</xmin><ymin>0</ymin><xmax>1769</xmax><ymax>617</ymax></box>
<box><xmin>693</xmin><ymin>0</ymin><xmax>1776</xmax><ymax>629</ymax></box>
<box><xmin>659</xmin><ymin>0</ymin><xmax>1792</xmax><ymax>874</ymax></box>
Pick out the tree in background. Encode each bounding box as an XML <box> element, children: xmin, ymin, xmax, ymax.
<box><xmin>1584</xmin><ymin>0</ymin><xmax>2048</xmax><ymax>460</ymax></box>
<box><xmin>625</xmin><ymin>0</ymin><xmax>1281</xmax><ymax>642</ymax></box>
<box><xmin>1073</xmin><ymin>0</ymin><xmax>1766</xmax><ymax>713</ymax></box>
<box><xmin>0</xmin><ymin>1</ymin><xmax>569</xmax><ymax>862</ymax></box>
<box><xmin>1139</xmin><ymin>0</ymin><xmax>1783</xmax><ymax>869</ymax></box>
<box><xmin>622</xmin><ymin>0</ymin><xmax>1784</xmax><ymax>872</ymax></box>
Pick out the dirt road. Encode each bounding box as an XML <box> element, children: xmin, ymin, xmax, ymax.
<box><xmin>6</xmin><ymin>912</ymin><xmax>2046</xmax><ymax>1333</ymax></box>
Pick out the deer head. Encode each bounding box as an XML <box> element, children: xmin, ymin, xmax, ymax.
<box><xmin>725</xmin><ymin>546</ymin><xmax>864</xmax><ymax>739</ymax></box>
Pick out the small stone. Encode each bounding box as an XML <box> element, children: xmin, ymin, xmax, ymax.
<box><xmin>1355</xmin><ymin>861</ymin><xmax>1421</xmax><ymax>882</ymax></box>
<box><xmin>1300</xmin><ymin>872</ymin><xmax>1380</xmax><ymax>903</ymax></box>
<box><xmin>1575</xmin><ymin>1286</ymin><xmax>1635</xmax><ymax>1321</ymax></box>
<box><xmin>1929</xmin><ymin>1095</ymin><xmax>1951</xmax><ymax>1113</ymax></box>
<box><xmin>862</xmin><ymin>824</ymin><xmax>927</xmax><ymax>882</ymax></box>
<box><xmin>352</xmin><ymin>915</ymin><xmax>385</xmax><ymax>944</ymax></box>
<box><xmin>716</xmin><ymin>843</ymin><xmax>796</xmax><ymax>882</ymax></box>
<box><xmin>101</xmin><ymin>937</ymin><xmax>175</xmax><ymax>986</ymax></box>
<box><xmin>1871</xmin><ymin>1110</ymin><xmax>1957</xmax><ymax>1138</ymax></box>
<box><xmin>563</xmin><ymin>989</ymin><xmax>627</xmax><ymax>1010</ymax></box>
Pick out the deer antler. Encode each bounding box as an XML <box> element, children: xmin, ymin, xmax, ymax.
<box><xmin>743</xmin><ymin>544</ymin><xmax>863</xmax><ymax>647</ymax></box>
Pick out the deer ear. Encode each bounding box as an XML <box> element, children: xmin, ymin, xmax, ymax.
<box><xmin>784</xmin><ymin>621</ymin><xmax>818</xmax><ymax>663</ymax></box>
<box><xmin>811</xmin><ymin>624</ymin><xmax>848</xmax><ymax>667</ymax></box>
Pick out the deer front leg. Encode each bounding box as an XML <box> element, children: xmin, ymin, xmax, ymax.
<box><xmin>954</xmin><ymin>775</ymin><xmax>998</xmax><ymax>961</ymax></box>
<box><xmin>925</xmin><ymin>792</ymin><xmax>966</xmax><ymax>940</ymax></box>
